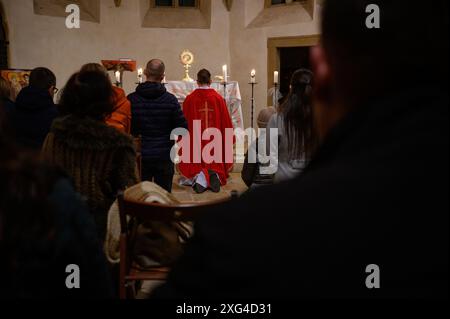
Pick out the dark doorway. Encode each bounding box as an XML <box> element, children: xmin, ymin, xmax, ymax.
<box><xmin>0</xmin><ymin>5</ymin><xmax>8</xmax><ymax>69</ymax></box>
<box><xmin>279</xmin><ymin>46</ymin><xmax>311</xmax><ymax>99</ymax></box>
<box><xmin>267</xmin><ymin>36</ymin><xmax>319</xmax><ymax>106</ymax></box>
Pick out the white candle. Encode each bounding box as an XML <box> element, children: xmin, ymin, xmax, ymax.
<box><xmin>115</xmin><ymin>71</ymin><xmax>121</xmax><ymax>84</ymax></box>
<box><xmin>222</xmin><ymin>65</ymin><xmax>228</xmax><ymax>83</ymax></box>
<box><xmin>138</xmin><ymin>68</ymin><xmax>143</xmax><ymax>83</ymax></box>
<box><xmin>251</xmin><ymin>69</ymin><xmax>256</xmax><ymax>83</ymax></box>
<box><xmin>274</xmin><ymin>71</ymin><xmax>279</xmax><ymax>84</ymax></box>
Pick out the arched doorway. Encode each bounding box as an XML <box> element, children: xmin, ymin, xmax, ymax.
<box><xmin>0</xmin><ymin>3</ymin><xmax>9</xmax><ymax>69</ymax></box>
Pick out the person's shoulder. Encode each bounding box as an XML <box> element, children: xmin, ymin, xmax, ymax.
<box><xmin>205</xmin><ymin>90</ymin><xmax>223</xmax><ymax>104</ymax></box>
<box><xmin>52</xmin><ymin>115</ymin><xmax>134</xmax><ymax>149</ymax></box>
<box><xmin>113</xmin><ymin>86</ymin><xmax>126</xmax><ymax>96</ymax></box>
<box><xmin>266</xmin><ymin>113</ymin><xmax>280</xmax><ymax>128</ymax></box>
<box><xmin>109</xmin><ymin>127</ymin><xmax>135</xmax><ymax>148</ymax></box>
<box><xmin>184</xmin><ymin>91</ymin><xmax>196</xmax><ymax>102</ymax></box>
<box><xmin>163</xmin><ymin>91</ymin><xmax>180</xmax><ymax>105</ymax></box>
<box><xmin>127</xmin><ymin>91</ymin><xmax>139</xmax><ymax>101</ymax></box>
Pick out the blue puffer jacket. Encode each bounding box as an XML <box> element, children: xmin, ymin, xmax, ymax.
<box><xmin>129</xmin><ymin>82</ymin><xmax>187</xmax><ymax>160</ymax></box>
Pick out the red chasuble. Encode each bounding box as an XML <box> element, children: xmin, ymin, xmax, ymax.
<box><xmin>178</xmin><ymin>88</ymin><xmax>235</xmax><ymax>185</ymax></box>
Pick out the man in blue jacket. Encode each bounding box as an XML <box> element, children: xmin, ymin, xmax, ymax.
<box><xmin>129</xmin><ymin>59</ymin><xmax>187</xmax><ymax>192</ymax></box>
<box><xmin>8</xmin><ymin>67</ymin><xmax>58</xmax><ymax>150</ymax></box>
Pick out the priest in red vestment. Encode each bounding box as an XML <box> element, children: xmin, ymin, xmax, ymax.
<box><xmin>178</xmin><ymin>69</ymin><xmax>235</xmax><ymax>193</ymax></box>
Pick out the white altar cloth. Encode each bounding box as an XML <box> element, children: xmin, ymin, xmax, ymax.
<box><xmin>165</xmin><ymin>81</ymin><xmax>244</xmax><ymax>130</ymax></box>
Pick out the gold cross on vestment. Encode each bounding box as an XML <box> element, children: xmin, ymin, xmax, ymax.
<box><xmin>199</xmin><ymin>102</ymin><xmax>214</xmax><ymax>127</ymax></box>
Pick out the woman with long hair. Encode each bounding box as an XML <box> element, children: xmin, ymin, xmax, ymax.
<box><xmin>267</xmin><ymin>68</ymin><xmax>317</xmax><ymax>183</ymax></box>
<box><xmin>79</xmin><ymin>63</ymin><xmax>132</xmax><ymax>134</ymax></box>
<box><xmin>42</xmin><ymin>70</ymin><xmax>138</xmax><ymax>239</ymax></box>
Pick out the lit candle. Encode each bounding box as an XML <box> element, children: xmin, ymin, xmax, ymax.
<box><xmin>251</xmin><ymin>69</ymin><xmax>256</xmax><ymax>83</ymax></box>
<box><xmin>138</xmin><ymin>68</ymin><xmax>143</xmax><ymax>83</ymax></box>
<box><xmin>222</xmin><ymin>65</ymin><xmax>228</xmax><ymax>83</ymax></box>
<box><xmin>274</xmin><ymin>71</ymin><xmax>279</xmax><ymax>85</ymax></box>
<box><xmin>115</xmin><ymin>71</ymin><xmax>121</xmax><ymax>84</ymax></box>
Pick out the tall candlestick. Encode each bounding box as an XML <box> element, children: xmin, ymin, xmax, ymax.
<box><xmin>274</xmin><ymin>71</ymin><xmax>279</xmax><ymax>85</ymax></box>
<box><xmin>222</xmin><ymin>65</ymin><xmax>228</xmax><ymax>83</ymax></box>
<box><xmin>251</xmin><ymin>69</ymin><xmax>256</xmax><ymax>84</ymax></box>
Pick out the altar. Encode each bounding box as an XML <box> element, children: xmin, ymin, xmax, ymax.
<box><xmin>165</xmin><ymin>81</ymin><xmax>244</xmax><ymax>130</ymax></box>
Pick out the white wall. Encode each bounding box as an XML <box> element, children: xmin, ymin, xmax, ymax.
<box><xmin>2</xmin><ymin>0</ymin><xmax>321</xmax><ymax>126</ymax></box>
<box><xmin>2</xmin><ymin>0</ymin><xmax>230</xmax><ymax>95</ymax></box>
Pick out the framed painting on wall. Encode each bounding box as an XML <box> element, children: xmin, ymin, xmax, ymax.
<box><xmin>0</xmin><ymin>69</ymin><xmax>32</xmax><ymax>100</ymax></box>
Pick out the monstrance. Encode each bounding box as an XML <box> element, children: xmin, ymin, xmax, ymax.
<box><xmin>180</xmin><ymin>50</ymin><xmax>195</xmax><ymax>82</ymax></box>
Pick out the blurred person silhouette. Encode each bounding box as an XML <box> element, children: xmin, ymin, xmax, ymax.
<box><xmin>266</xmin><ymin>69</ymin><xmax>317</xmax><ymax>183</ymax></box>
<box><xmin>153</xmin><ymin>0</ymin><xmax>449</xmax><ymax>299</ymax></box>
<box><xmin>0</xmin><ymin>102</ymin><xmax>112</xmax><ymax>299</ymax></box>
<box><xmin>8</xmin><ymin>67</ymin><xmax>58</xmax><ymax>149</ymax></box>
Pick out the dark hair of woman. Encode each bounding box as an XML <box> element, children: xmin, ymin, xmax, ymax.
<box><xmin>58</xmin><ymin>70</ymin><xmax>115</xmax><ymax>121</ymax></box>
<box><xmin>278</xmin><ymin>68</ymin><xmax>316</xmax><ymax>160</ymax></box>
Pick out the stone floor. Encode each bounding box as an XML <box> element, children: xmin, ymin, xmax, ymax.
<box><xmin>171</xmin><ymin>172</ymin><xmax>248</xmax><ymax>204</ymax></box>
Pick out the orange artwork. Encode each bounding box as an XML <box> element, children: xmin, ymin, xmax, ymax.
<box><xmin>1</xmin><ymin>69</ymin><xmax>32</xmax><ymax>100</ymax></box>
<box><xmin>101</xmin><ymin>60</ymin><xmax>137</xmax><ymax>72</ymax></box>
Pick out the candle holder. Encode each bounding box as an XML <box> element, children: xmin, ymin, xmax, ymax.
<box><xmin>249</xmin><ymin>81</ymin><xmax>258</xmax><ymax>161</ymax></box>
<box><xmin>249</xmin><ymin>81</ymin><xmax>258</xmax><ymax>131</ymax></box>
<box><xmin>274</xmin><ymin>82</ymin><xmax>279</xmax><ymax>108</ymax></box>
<box><xmin>222</xmin><ymin>81</ymin><xmax>228</xmax><ymax>103</ymax></box>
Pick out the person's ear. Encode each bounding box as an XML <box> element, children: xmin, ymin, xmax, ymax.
<box><xmin>310</xmin><ymin>44</ymin><xmax>331</xmax><ymax>103</ymax></box>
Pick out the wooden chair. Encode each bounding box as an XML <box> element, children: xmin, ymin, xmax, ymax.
<box><xmin>117</xmin><ymin>192</ymin><xmax>236</xmax><ymax>299</ymax></box>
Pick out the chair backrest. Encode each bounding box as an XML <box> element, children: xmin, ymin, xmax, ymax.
<box><xmin>117</xmin><ymin>192</ymin><xmax>235</xmax><ymax>234</ymax></box>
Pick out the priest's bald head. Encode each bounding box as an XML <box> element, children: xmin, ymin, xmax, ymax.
<box><xmin>145</xmin><ymin>59</ymin><xmax>165</xmax><ymax>83</ymax></box>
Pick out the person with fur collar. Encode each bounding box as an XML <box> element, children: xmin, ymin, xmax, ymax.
<box><xmin>42</xmin><ymin>70</ymin><xmax>138</xmax><ymax>239</ymax></box>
